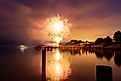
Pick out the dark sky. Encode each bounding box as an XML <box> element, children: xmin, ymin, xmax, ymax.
<box><xmin>0</xmin><ymin>0</ymin><xmax>121</xmax><ymax>41</ymax></box>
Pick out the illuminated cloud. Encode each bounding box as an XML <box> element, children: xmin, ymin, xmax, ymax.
<box><xmin>0</xmin><ymin>0</ymin><xmax>121</xmax><ymax>41</ymax></box>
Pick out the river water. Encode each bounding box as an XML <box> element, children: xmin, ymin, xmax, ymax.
<box><xmin>0</xmin><ymin>47</ymin><xmax>121</xmax><ymax>81</ymax></box>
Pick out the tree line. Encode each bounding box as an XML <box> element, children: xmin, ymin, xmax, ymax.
<box><xmin>95</xmin><ymin>31</ymin><xmax>121</xmax><ymax>45</ymax></box>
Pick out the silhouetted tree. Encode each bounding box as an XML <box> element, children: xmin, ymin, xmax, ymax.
<box><xmin>69</xmin><ymin>40</ymin><xmax>82</xmax><ymax>45</ymax></box>
<box><xmin>95</xmin><ymin>38</ymin><xmax>104</xmax><ymax>44</ymax></box>
<box><xmin>78</xmin><ymin>40</ymin><xmax>83</xmax><ymax>43</ymax></box>
<box><xmin>104</xmin><ymin>36</ymin><xmax>112</xmax><ymax>45</ymax></box>
<box><xmin>113</xmin><ymin>31</ymin><xmax>121</xmax><ymax>44</ymax></box>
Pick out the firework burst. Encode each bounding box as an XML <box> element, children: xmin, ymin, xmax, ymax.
<box><xmin>44</xmin><ymin>15</ymin><xmax>71</xmax><ymax>45</ymax></box>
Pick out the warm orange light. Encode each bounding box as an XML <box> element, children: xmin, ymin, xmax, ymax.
<box><xmin>53</xmin><ymin>20</ymin><xmax>64</xmax><ymax>33</ymax></box>
<box><xmin>55</xmin><ymin>63</ymin><xmax>62</xmax><ymax>74</ymax></box>
<box><xmin>54</xmin><ymin>36</ymin><xmax>62</xmax><ymax>44</ymax></box>
<box><xmin>46</xmin><ymin>49</ymin><xmax>71</xmax><ymax>81</ymax></box>
<box><xmin>45</xmin><ymin>15</ymin><xmax>71</xmax><ymax>45</ymax></box>
<box><xmin>55</xmin><ymin>48</ymin><xmax>61</xmax><ymax>60</ymax></box>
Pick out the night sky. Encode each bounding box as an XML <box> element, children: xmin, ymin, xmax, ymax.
<box><xmin>0</xmin><ymin>0</ymin><xmax>121</xmax><ymax>42</ymax></box>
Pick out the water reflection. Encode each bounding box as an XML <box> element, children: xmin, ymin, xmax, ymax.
<box><xmin>0</xmin><ymin>47</ymin><xmax>121</xmax><ymax>81</ymax></box>
<box><xmin>94</xmin><ymin>49</ymin><xmax>121</xmax><ymax>67</ymax></box>
<box><xmin>95</xmin><ymin>49</ymin><xmax>114</xmax><ymax>61</ymax></box>
<box><xmin>103</xmin><ymin>49</ymin><xmax>114</xmax><ymax>61</ymax></box>
<box><xmin>59</xmin><ymin>48</ymin><xmax>121</xmax><ymax>67</ymax></box>
<box><xmin>95</xmin><ymin>49</ymin><xmax>104</xmax><ymax>59</ymax></box>
<box><xmin>46</xmin><ymin>49</ymin><xmax>71</xmax><ymax>81</ymax></box>
<box><xmin>114</xmin><ymin>51</ymin><xmax>121</xmax><ymax>67</ymax></box>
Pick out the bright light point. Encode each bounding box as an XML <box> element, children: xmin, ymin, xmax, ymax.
<box><xmin>18</xmin><ymin>44</ymin><xmax>28</xmax><ymax>52</ymax></box>
<box><xmin>55</xmin><ymin>64</ymin><xmax>62</xmax><ymax>74</ymax></box>
<box><xmin>45</xmin><ymin>15</ymin><xmax>71</xmax><ymax>45</ymax></box>
<box><xmin>48</xmin><ymin>15</ymin><xmax>64</xmax><ymax>34</ymax></box>
<box><xmin>53</xmin><ymin>21</ymin><xmax>63</xmax><ymax>33</ymax></box>
<box><xmin>55</xmin><ymin>50</ymin><xmax>61</xmax><ymax>60</ymax></box>
<box><xmin>54</xmin><ymin>36</ymin><xmax>62</xmax><ymax>44</ymax></box>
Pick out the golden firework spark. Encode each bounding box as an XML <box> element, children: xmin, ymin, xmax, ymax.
<box><xmin>45</xmin><ymin>15</ymin><xmax>71</xmax><ymax>45</ymax></box>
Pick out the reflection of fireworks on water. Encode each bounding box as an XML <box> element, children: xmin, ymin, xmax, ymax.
<box><xmin>46</xmin><ymin>49</ymin><xmax>71</xmax><ymax>81</ymax></box>
<box><xmin>45</xmin><ymin>15</ymin><xmax>71</xmax><ymax>44</ymax></box>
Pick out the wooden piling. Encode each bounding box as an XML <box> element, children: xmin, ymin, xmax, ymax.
<box><xmin>42</xmin><ymin>48</ymin><xmax>46</xmax><ymax>81</ymax></box>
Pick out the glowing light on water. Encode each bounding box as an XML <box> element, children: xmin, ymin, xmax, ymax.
<box><xmin>55</xmin><ymin>63</ymin><xmax>62</xmax><ymax>74</ymax></box>
<box><xmin>45</xmin><ymin>15</ymin><xmax>71</xmax><ymax>45</ymax></box>
<box><xmin>55</xmin><ymin>49</ymin><xmax>61</xmax><ymax>61</ymax></box>
<box><xmin>46</xmin><ymin>49</ymin><xmax>71</xmax><ymax>81</ymax></box>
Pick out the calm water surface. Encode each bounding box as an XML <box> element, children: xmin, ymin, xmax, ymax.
<box><xmin>0</xmin><ymin>47</ymin><xmax>121</xmax><ymax>81</ymax></box>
